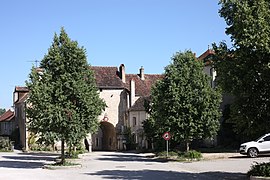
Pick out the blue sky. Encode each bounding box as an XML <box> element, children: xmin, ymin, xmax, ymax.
<box><xmin>0</xmin><ymin>0</ymin><xmax>230</xmax><ymax>109</ymax></box>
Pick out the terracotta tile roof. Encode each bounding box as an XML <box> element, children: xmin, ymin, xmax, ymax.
<box><xmin>198</xmin><ymin>49</ymin><xmax>215</xmax><ymax>66</ymax></box>
<box><xmin>15</xmin><ymin>86</ymin><xmax>29</xmax><ymax>92</ymax></box>
<box><xmin>91</xmin><ymin>65</ymin><xmax>163</xmax><ymax>96</ymax></box>
<box><xmin>90</xmin><ymin>66</ymin><xmax>125</xmax><ymax>89</ymax></box>
<box><xmin>0</xmin><ymin>110</ymin><xmax>15</xmax><ymax>122</ymax></box>
<box><xmin>125</xmin><ymin>74</ymin><xmax>164</xmax><ymax>96</ymax></box>
<box><xmin>198</xmin><ymin>49</ymin><xmax>215</xmax><ymax>60</ymax></box>
<box><xmin>129</xmin><ymin>96</ymin><xmax>150</xmax><ymax>111</ymax></box>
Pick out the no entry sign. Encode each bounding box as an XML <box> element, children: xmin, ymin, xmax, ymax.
<box><xmin>162</xmin><ymin>132</ymin><xmax>171</xmax><ymax>141</ymax></box>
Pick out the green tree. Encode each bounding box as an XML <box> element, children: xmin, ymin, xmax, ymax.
<box><xmin>0</xmin><ymin>108</ymin><xmax>6</xmax><ymax>116</ymax></box>
<box><xmin>26</xmin><ymin>28</ymin><xmax>105</xmax><ymax>163</ymax></box>
<box><xmin>213</xmin><ymin>0</ymin><xmax>270</xmax><ymax>140</ymax></box>
<box><xmin>145</xmin><ymin>51</ymin><xmax>222</xmax><ymax>151</ymax></box>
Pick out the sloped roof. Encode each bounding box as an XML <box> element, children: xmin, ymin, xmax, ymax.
<box><xmin>90</xmin><ymin>66</ymin><xmax>125</xmax><ymax>89</ymax></box>
<box><xmin>0</xmin><ymin>110</ymin><xmax>15</xmax><ymax>122</ymax></box>
<box><xmin>129</xmin><ymin>96</ymin><xmax>150</xmax><ymax>111</ymax></box>
<box><xmin>15</xmin><ymin>86</ymin><xmax>29</xmax><ymax>92</ymax></box>
<box><xmin>125</xmin><ymin>74</ymin><xmax>163</xmax><ymax>97</ymax></box>
<box><xmin>198</xmin><ymin>49</ymin><xmax>215</xmax><ymax>60</ymax></box>
<box><xmin>198</xmin><ymin>49</ymin><xmax>215</xmax><ymax>66</ymax></box>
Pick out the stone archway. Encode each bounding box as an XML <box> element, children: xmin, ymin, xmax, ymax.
<box><xmin>100</xmin><ymin>121</ymin><xmax>117</xmax><ymax>150</ymax></box>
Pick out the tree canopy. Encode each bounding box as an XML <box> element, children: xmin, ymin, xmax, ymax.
<box><xmin>144</xmin><ymin>51</ymin><xmax>222</xmax><ymax>151</ymax></box>
<box><xmin>0</xmin><ymin>108</ymin><xmax>5</xmax><ymax>116</ymax></box>
<box><xmin>213</xmin><ymin>0</ymin><xmax>270</xmax><ymax>140</ymax></box>
<box><xmin>26</xmin><ymin>28</ymin><xmax>105</xmax><ymax>162</ymax></box>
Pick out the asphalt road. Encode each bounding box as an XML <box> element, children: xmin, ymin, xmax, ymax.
<box><xmin>0</xmin><ymin>150</ymin><xmax>269</xmax><ymax>180</ymax></box>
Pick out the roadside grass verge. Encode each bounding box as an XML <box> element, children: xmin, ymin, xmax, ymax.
<box><xmin>156</xmin><ymin>150</ymin><xmax>202</xmax><ymax>161</ymax></box>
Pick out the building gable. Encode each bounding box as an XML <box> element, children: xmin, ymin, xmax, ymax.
<box><xmin>125</xmin><ymin>74</ymin><xmax>163</xmax><ymax>97</ymax></box>
<box><xmin>0</xmin><ymin>109</ymin><xmax>14</xmax><ymax>122</ymax></box>
<box><xmin>90</xmin><ymin>66</ymin><xmax>125</xmax><ymax>89</ymax></box>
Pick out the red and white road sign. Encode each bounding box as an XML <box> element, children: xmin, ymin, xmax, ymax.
<box><xmin>162</xmin><ymin>132</ymin><xmax>171</xmax><ymax>141</ymax></box>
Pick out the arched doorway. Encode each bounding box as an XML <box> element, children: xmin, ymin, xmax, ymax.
<box><xmin>100</xmin><ymin>122</ymin><xmax>117</xmax><ymax>150</ymax></box>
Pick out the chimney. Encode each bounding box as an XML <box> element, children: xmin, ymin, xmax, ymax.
<box><xmin>139</xmin><ymin>66</ymin><xmax>145</xmax><ymax>80</ymax></box>
<box><xmin>119</xmin><ymin>64</ymin><xmax>126</xmax><ymax>83</ymax></box>
<box><xmin>130</xmin><ymin>79</ymin><xmax>136</xmax><ymax>107</ymax></box>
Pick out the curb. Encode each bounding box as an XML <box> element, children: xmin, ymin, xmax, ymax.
<box><xmin>43</xmin><ymin>163</ymin><xmax>82</xmax><ymax>170</ymax></box>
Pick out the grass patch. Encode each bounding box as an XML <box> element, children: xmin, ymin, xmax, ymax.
<box><xmin>44</xmin><ymin>160</ymin><xmax>81</xmax><ymax>169</ymax></box>
<box><xmin>179</xmin><ymin>150</ymin><xmax>202</xmax><ymax>160</ymax></box>
<box><xmin>0</xmin><ymin>149</ymin><xmax>13</xmax><ymax>152</ymax></box>
<box><xmin>51</xmin><ymin>161</ymin><xmax>80</xmax><ymax>166</ymax></box>
<box><xmin>156</xmin><ymin>150</ymin><xmax>202</xmax><ymax>161</ymax></box>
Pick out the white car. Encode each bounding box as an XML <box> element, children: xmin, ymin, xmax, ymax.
<box><xmin>239</xmin><ymin>133</ymin><xmax>270</xmax><ymax>157</ymax></box>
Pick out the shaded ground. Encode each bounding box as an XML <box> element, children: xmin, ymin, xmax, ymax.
<box><xmin>0</xmin><ymin>151</ymin><xmax>59</xmax><ymax>169</ymax></box>
<box><xmin>87</xmin><ymin>170</ymin><xmax>246</xmax><ymax>180</ymax></box>
<box><xmin>0</xmin><ymin>150</ymin><xmax>264</xmax><ymax>179</ymax></box>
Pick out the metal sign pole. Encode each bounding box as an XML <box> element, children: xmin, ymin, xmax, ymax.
<box><xmin>166</xmin><ymin>140</ymin><xmax>169</xmax><ymax>157</ymax></box>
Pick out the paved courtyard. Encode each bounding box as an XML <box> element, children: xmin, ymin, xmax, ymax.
<box><xmin>0</xmin><ymin>150</ymin><xmax>269</xmax><ymax>179</ymax></box>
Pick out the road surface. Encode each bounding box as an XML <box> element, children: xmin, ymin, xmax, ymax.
<box><xmin>0</xmin><ymin>150</ymin><xmax>269</xmax><ymax>179</ymax></box>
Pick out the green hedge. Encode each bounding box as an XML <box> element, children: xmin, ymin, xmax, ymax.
<box><xmin>248</xmin><ymin>162</ymin><xmax>270</xmax><ymax>177</ymax></box>
<box><xmin>157</xmin><ymin>150</ymin><xmax>202</xmax><ymax>160</ymax></box>
<box><xmin>0</xmin><ymin>137</ymin><xmax>13</xmax><ymax>151</ymax></box>
<box><xmin>179</xmin><ymin>150</ymin><xmax>202</xmax><ymax>159</ymax></box>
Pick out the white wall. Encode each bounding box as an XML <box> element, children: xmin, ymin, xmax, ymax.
<box><xmin>204</xmin><ymin>65</ymin><xmax>216</xmax><ymax>88</ymax></box>
<box><xmin>129</xmin><ymin>110</ymin><xmax>148</xmax><ymax>148</ymax></box>
<box><xmin>98</xmin><ymin>89</ymin><xmax>124</xmax><ymax>126</ymax></box>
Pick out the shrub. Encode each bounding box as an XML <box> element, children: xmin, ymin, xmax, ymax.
<box><xmin>65</xmin><ymin>142</ymin><xmax>87</xmax><ymax>159</ymax></box>
<box><xmin>180</xmin><ymin>150</ymin><xmax>202</xmax><ymax>160</ymax></box>
<box><xmin>66</xmin><ymin>150</ymin><xmax>82</xmax><ymax>159</ymax></box>
<box><xmin>29</xmin><ymin>143</ymin><xmax>52</xmax><ymax>151</ymax></box>
<box><xmin>0</xmin><ymin>137</ymin><xmax>13</xmax><ymax>151</ymax></box>
<box><xmin>157</xmin><ymin>151</ymin><xmax>179</xmax><ymax>158</ymax></box>
<box><xmin>156</xmin><ymin>150</ymin><xmax>202</xmax><ymax>161</ymax></box>
<box><xmin>248</xmin><ymin>162</ymin><xmax>270</xmax><ymax>177</ymax></box>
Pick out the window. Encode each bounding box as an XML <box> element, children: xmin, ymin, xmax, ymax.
<box><xmin>264</xmin><ymin>136</ymin><xmax>270</xmax><ymax>141</ymax></box>
<box><xmin>133</xmin><ymin>117</ymin><xmax>137</xmax><ymax>126</ymax></box>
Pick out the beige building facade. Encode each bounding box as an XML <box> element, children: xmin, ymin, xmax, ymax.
<box><xmin>90</xmin><ymin>65</ymin><xmax>162</xmax><ymax>151</ymax></box>
<box><xmin>13</xmin><ymin>49</ymin><xmax>220</xmax><ymax>151</ymax></box>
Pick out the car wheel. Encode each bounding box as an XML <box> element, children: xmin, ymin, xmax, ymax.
<box><xmin>248</xmin><ymin>147</ymin><xmax>258</xmax><ymax>158</ymax></box>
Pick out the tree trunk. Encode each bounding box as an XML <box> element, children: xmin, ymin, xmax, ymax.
<box><xmin>61</xmin><ymin>139</ymin><xmax>65</xmax><ymax>164</ymax></box>
<box><xmin>186</xmin><ymin>141</ymin><xmax>190</xmax><ymax>152</ymax></box>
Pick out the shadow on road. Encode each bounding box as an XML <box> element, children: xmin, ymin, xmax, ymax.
<box><xmin>98</xmin><ymin>154</ymin><xmax>168</xmax><ymax>163</ymax></box>
<box><xmin>87</xmin><ymin>170</ymin><xmax>247</xmax><ymax>180</ymax></box>
<box><xmin>0</xmin><ymin>160</ymin><xmax>46</xmax><ymax>169</ymax></box>
<box><xmin>3</xmin><ymin>155</ymin><xmax>56</xmax><ymax>161</ymax></box>
<box><xmin>18</xmin><ymin>152</ymin><xmax>60</xmax><ymax>157</ymax></box>
<box><xmin>0</xmin><ymin>152</ymin><xmax>59</xmax><ymax>169</ymax></box>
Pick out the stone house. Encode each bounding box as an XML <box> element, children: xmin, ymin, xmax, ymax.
<box><xmin>12</xmin><ymin>50</ymin><xmax>220</xmax><ymax>151</ymax></box>
<box><xmin>12</xmin><ymin>65</ymin><xmax>163</xmax><ymax>151</ymax></box>
<box><xmin>198</xmin><ymin>49</ymin><xmax>217</xmax><ymax>88</ymax></box>
<box><xmin>90</xmin><ymin>65</ymin><xmax>163</xmax><ymax>150</ymax></box>
<box><xmin>0</xmin><ymin>109</ymin><xmax>16</xmax><ymax>136</ymax></box>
